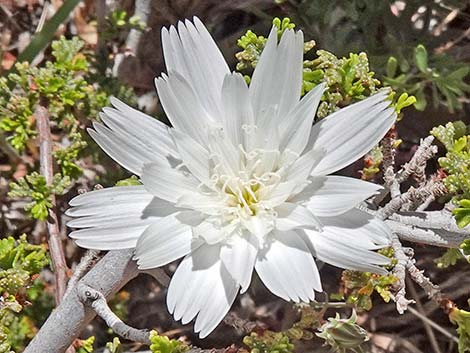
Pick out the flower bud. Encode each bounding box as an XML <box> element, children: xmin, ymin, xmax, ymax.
<box><xmin>316</xmin><ymin>311</ymin><xmax>368</xmax><ymax>352</ymax></box>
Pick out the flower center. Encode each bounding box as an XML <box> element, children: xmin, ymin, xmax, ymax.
<box><xmin>226</xmin><ymin>179</ymin><xmax>261</xmax><ymax>216</ymax></box>
<box><xmin>200</xmin><ymin>147</ymin><xmax>289</xmax><ymax>240</ymax></box>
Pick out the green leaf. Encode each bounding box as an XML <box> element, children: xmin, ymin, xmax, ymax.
<box><xmin>414</xmin><ymin>87</ymin><xmax>427</xmax><ymax>111</ymax></box>
<box><xmin>386</xmin><ymin>56</ymin><xmax>398</xmax><ymax>77</ymax></box>
<box><xmin>453</xmin><ymin>200</ymin><xmax>470</xmax><ymax>228</ymax></box>
<box><xmin>447</xmin><ymin>67</ymin><xmax>470</xmax><ymax>81</ymax></box>
<box><xmin>76</xmin><ymin>336</ymin><xmax>95</xmax><ymax>353</ymax></box>
<box><xmin>150</xmin><ymin>331</ymin><xmax>189</xmax><ymax>353</ymax></box>
<box><xmin>449</xmin><ymin>307</ymin><xmax>470</xmax><ymax>353</ymax></box>
<box><xmin>415</xmin><ymin>44</ymin><xmax>428</xmax><ymax>73</ymax></box>
<box><xmin>454</xmin><ymin>136</ymin><xmax>468</xmax><ymax>152</ymax></box>
<box><xmin>435</xmin><ymin>248</ymin><xmax>463</xmax><ymax>268</ymax></box>
<box><xmin>105</xmin><ymin>337</ymin><xmax>122</xmax><ymax>353</ymax></box>
<box><xmin>395</xmin><ymin>92</ymin><xmax>417</xmax><ymax>114</ymax></box>
<box><xmin>115</xmin><ymin>175</ymin><xmax>141</xmax><ymax>186</ymax></box>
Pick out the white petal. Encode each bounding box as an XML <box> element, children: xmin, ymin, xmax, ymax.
<box><xmin>66</xmin><ymin>197</ymin><xmax>174</xmax><ymax>228</ymax></box>
<box><xmin>255</xmin><ymin>230</ymin><xmax>322</xmax><ymax>302</ymax></box>
<box><xmin>108</xmin><ymin>97</ymin><xmax>177</xmax><ymax>154</ymax></box>
<box><xmin>302</xmin><ymin>220</ymin><xmax>391</xmax><ymax>274</ymax></box>
<box><xmin>141</xmin><ymin>162</ymin><xmax>200</xmax><ymax>203</ymax></box>
<box><xmin>275</xmin><ymin>202</ymin><xmax>321</xmax><ymax>231</ymax></box>
<box><xmin>242</xmin><ymin>216</ymin><xmax>273</xmax><ymax>240</ymax></box>
<box><xmin>89</xmin><ymin>99</ymin><xmax>176</xmax><ymax>176</ymax></box>
<box><xmin>70</xmin><ymin>224</ymin><xmax>147</xmax><ymax>250</ymax></box>
<box><xmin>167</xmin><ymin>245</ymin><xmax>238</xmax><ymax>338</ymax></box>
<box><xmin>308</xmin><ymin>91</ymin><xmax>396</xmax><ymax>176</ymax></box>
<box><xmin>193</xmin><ymin>220</ymin><xmax>229</xmax><ymax>245</ymax></box>
<box><xmin>262</xmin><ymin>181</ymin><xmax>298</xmax><ymax>208</ymax></box>
<box><xmin>208</xmin><ymin>131</ymin><xmax>241</xmax><ymax>176</ymax></box>
<box><xmin>220</xmin><ymin>232</ymin><xmax>258</xmax><ymax>292</ymax></box>
<box><xmin>317</xmin><ymin>208</ymin><xmax>391</xmax><ymax>249</ymax></box>
<box><xmin>285</xmin><ymin>148</ymin><xmax>323</xmax><ymax>185</ymax></box>
<box><xmin>88</xmin><ymin>126</ymin><xmax>142</xmax><ymax>176</ymax></box>
<box><xmin>171</xmin><ymin>130</ymin><xmax>211</xmax><ymax>183</ymax></box>
<box><xmin>176</xmin><ymin>193</ymin><xmax>224</xmax><ymax>215</ymax></box>
<box><xmin>155</xmin><ymin>73</ymin><xmax>213</xmax><ymax>144</ymax></box>
<box><xmin>67</xmin><ymin>186</ymin><xmax>164</xmax><ymax>250</ymax></box>
<box><xmin>68</xmin><ymin>185</ymin><xmax>147</xmax><ymax>207</ymax></box>
<box><xmin>250</xmin><ymin>28</ymin><xmax>304</xmax><ymax>128</ymax></box>
<box><xmin>291</xmin><ymin>176</ymin><xmax>382</xmax><ymax>216</ymax></box>
<box><xmin>134</xmin><ymin>212</ymin><xmax>204</xmax><ymax>269</ymax></box>
<box><xmin>221</xmin><ymin>72</ymin><xmax>255</xmax><ymax>149</ymax></box>
<box><xmin>161</xmin><ymin>18</ymin><xmax>229</xmax><ymax>120</ymax></box>
<box><xmin>279</xmin><ymin>83</ymin><xmax>326</xmax><ymax>155</ymax></box>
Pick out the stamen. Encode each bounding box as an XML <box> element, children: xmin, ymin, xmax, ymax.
<box><xmin>244</xmin><ymin>183</ymin><xmax>258</xmax><ymax>203</ymax></box>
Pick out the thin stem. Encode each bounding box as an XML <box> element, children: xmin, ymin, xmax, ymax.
<box><xmin>407</xmin><ymin>278</ymin><xmax>442</xmax><ymax>353</ymax></box>
<box><xmin>36</xmin><ymin>103</ymin><xmax>68</xmax><ymax>304</ymax></box>
<box><xmin>408</xmin><ymin>307</ymin><xmax>459</xmax><ymax>343</ymax></box>
<box><xmin>396</xmin><ymin>136</ymin><xmax>437</xmax><ymax>185</ymax></box>
<box><xmin>390</xmin><ymin>233</ymin><xmax>414</xmax><ymax>313</ymax></box>
<box><xmin>125</xmin><ymin>0</ymin><xmax>151</xmax><ymax>54</ymax></box>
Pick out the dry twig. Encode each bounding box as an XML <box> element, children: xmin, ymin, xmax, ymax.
<box><xmin>377</xmin><ymin>181</ymin><xmax>447</xmax><ymax>220</ymax></box>
<box><xmin>382</xmin><ymin>129</ymin><xmax>400</xmax><ymax>198</ymax></box>
<box><xmin>389</xmin><ymin>233</ymin><xmax>414</xmax><ymax>313</ymax></box>
<box><xmin>64</xmin><ymin>250</ymin><xmax>101</xmax><ymax>298</ymax></box>
<box><xmin>396</xmin><ymin>136</ymin><xmax>437</xmax><ymax>185</ymax></box>
<box><xmin>125</xmin><ymin>0</ymin><xmax>151</xmax><ymax>54</ymax></box>
<box><xmin>407</xmin><ymin>278</ymin><xmax>442</xmax><ymax>353</ymax></box>
<box><xmin>36</xmin><ymin>103</ymin><xmax>69</xmax><ymax>304</ymax></box>
<box><xmin>78</xmin><ymin>283</ymin><xmax>151</xmax><ymax>344</ymax></box>
<box><xmin>24</xmin><ymin>250</ymin><xmax>138</xmax><ymax>353</ymax></box>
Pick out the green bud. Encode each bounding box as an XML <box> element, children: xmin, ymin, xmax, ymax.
<box><xmin>316</xmin><ymin>311</ymin><xmax>368</xmax><ymax>352</ymax></box>
<box><xmin>453</xmin><ymin>121</ymin><xmax>467</xmax><ymax>139</ymax></box>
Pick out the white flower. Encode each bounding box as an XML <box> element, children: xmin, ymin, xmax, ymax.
<box><xmin>67</xmin><ymin>18</ymin><xmax>396</xmax><ymax>338</ymax></box>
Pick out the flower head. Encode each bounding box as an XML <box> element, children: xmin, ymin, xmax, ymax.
<box><xmin>316</xmin><ymin>311</ymin><xmax>369</xmax><ymax>353</ymax></box>
<box><xmin>67</xmin><ymin>17</ymin><xmax>396</xmax><ymax>338</ymax></box>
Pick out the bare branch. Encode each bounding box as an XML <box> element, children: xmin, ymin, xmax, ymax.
<box><xmin>35</xmin><ymin>103</ymin><xmax>68</xmax><ymax>304</ymax></box>
<box><xmin>24</xmin><ymin>250</ymin><xmax>138</xmax><ymax>353</ymax></box>
<box><xmin>78</xmin><ymin>283</ymin><xmax>151</xmax><ymax>344</ymax></box>
<box><xmin>64</xmin><ymin>250</ymin><xmax>101</xmax><ymax>298</ymax></box>
<box><xmin>390</xmin><ymin>210</ymin><xmax>470</xmax><ymax>235</ymax></box>
<box><xmin>407</xmin><ymin>279</ymin><xmax>442</xmax><ymax>353</ymax></box>
<box><xmin>125</xmin><ymin>0</ymin><xmax>151</xmax><ymax>54</ymax></box>
<box><xmin>390</xmin><ymin>233</ymin><xmax>414</xmax><ymax>313</ymax></box>
<box><xmin>401</xmin><ymin>179</ymin><xmax>447</xmax><ymax>212</ymax></box>
<box><xmin>385</xmin><ymin>220</ymin><xmax>469</xmax><ymax>248</ymax></box>
<box><xmin>375</xmin><ymin>135</ymin><xmax>437</xmax><ymax>207</ymax></box>
<box><xmin>113</xmin><ymin>0</ymin><xmax>151</xmax><ymax>76</ymax></box>
<box><xmin>377</xmin><ymin>181</ymin><xmax>447</xmax><ymax>220</ymax></box>
<box><xmin>382</xmin><ymin>129</ymin><xmax>401</xmax><ymax>198</ymax></box>
<box><xmin>406</xmin><ymin>260</ymin><xmax>442</xmax><ymax>303</ymax></box>
<box><xmin>416</xmin><ymin>194</ymin><xmax>436</xmax><ymax>211</ymax></box>
<box><xmin>408</xmin><ymin>307</ymin><xmax>459</xmax><ymax>343</ymax></box>
<box><xmin>141</xmin><ymin>267</ymin><xmax>170</xmax><ymax>287</ymax></box>
<box><xmin>396</xmin><ymin>136</ymin><xmax>437</xmax><ymax>184</ymax></box>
